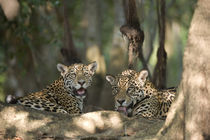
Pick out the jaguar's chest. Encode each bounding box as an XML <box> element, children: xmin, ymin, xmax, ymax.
<box><xmin>44</xmin><ymin>79</ymin><xmax>85</xmax><ymax>113</ymax></box>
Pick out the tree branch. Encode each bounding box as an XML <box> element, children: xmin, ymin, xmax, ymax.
<box><xmin>121</xmin><ymin>0</ymin><xmax>151</xmax><ymax>79</ymax></box>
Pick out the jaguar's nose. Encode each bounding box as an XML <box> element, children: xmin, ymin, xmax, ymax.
<box><xmin>78</xmin><ymin>80</ymin><xmax>85</xmax><ymax>86</ymax></box>
<box><xmin>117</xmin><ymin>99</ymin><xmax>125</xmax><ymax>105</ymax></box>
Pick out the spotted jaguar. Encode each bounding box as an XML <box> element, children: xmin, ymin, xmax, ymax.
<box><xmin>7</xmin><ymin>62</ymin><xmax>97</xmax><ymax>115</ymax></box>
<box><xmin>106</xmin><ymin>69</ymin><xmax>176</xmax><ymax>119</ymax></box>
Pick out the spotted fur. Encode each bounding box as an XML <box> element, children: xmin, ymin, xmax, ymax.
<box><xmin>11</xmin><ymin>62</ymin><xmax>97</xmax><ymax>114</ymax></box>
<box><xmin>106</xmin><ymin>69</ymin><xmax>176</xmax><ymax>119</ymax></box>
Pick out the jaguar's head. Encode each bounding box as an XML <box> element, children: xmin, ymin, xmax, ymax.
<box><xmin>57</xmin><ymin>62</ymin><xmax>97</xmax><ymax>98</ymax></box>
<box><xmin>106</xmin><ymin>69</ymin><xmax>148</xmax><ymax>116</ymax></box>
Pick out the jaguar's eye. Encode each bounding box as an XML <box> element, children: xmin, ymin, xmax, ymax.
<box><xmin>139</xmin><ymin>89</ymin><xmax>144</xmax><ymax>93</ymax></box>
<box><xmin>127</xmin><ymin>86</ymin><xmax>135</xmax><ymax>92</ymax></box>
<box><xmin>131</xmin><ymin>89</ymin><xmax>144</xmax><ymax>97</ymax></box>
<box><xmin>112</xmin><ymin>86</ymin><xmax>118</xmax><ymax>90</ymax></box>
<box><xmin>66</xmin><ymin>80</ymin><xmax>71</xmax><ymax>85</ymax></box>
<box><xmin>112</xmin><ymin>86</ymin><xmax>118</xmax><ymax>95</ymax></box>
<box><xmin>70</xmin><ymin>69</ymin><xmax>75</xmax><ymax>73</ymax></box>
<box><xmin>71</xmin><ymin>73</ymin><xmax>76</xmax><ymax>78</ymax></box>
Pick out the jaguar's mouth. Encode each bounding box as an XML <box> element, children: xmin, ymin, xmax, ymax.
<box><xmin>74</xmin><ymin>88</ymin><xmax>87</xmax><ymax>96</ymax></box>
<box><xmin>116</xmin><ymin>103</ymin><xmax>133</xmax><ymax>117</ymax></box>
<box><xmin>117</xmin><ymin>106</ymin><xmax>128</xmax><ymax>116</ymax></box>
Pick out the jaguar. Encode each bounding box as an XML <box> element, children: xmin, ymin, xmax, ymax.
<box><xmin>106</xmin><ymin>69</ymin><xmax>176</xmax><ymax>119</ymax></box>
<box><xmin>6</xmin><ymin>62</ymin><xmax>97</xmax><ymax>115</ymax></box>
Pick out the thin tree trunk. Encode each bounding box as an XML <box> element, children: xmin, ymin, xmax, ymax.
<box><xmin>110</xmin><ymin>0</ymin><xmax>126</xmax><ymax>74</ymax></box>
<box><xmin>61</xmin><ymin>0</ymin><xmax>81</xmax><ymax>65</ymax></box>
<box><xmin>100</xmin><ymin>0</ymin><xmax>126</xmax><ymax>110</ymax></box>
<box><xmin>83</xmin><ymin>0</ymin><xmax>106</xmax><ymax>108</ymax></box>
<box><xmin>152</xmin><ymin>0</ymin><xmax>167</xmax><ymax>89</ymax></box>
<box><xmin>144</xmin><ymin>0</ymin><xmax>157</xmax><ymax>63</ymax></box>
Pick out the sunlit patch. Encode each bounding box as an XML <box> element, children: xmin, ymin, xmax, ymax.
<box><xmin>82</xmin><ymin>112</ymin><xmax>105</xmax><ymax>129</ymax></box>
<box><xmin>186</xmin><ymin>119</ymin><xmax>204</xmax><ymax>140</ymax></box>
<box><xmin>65</xmin><ymin>131</ymin><xmax>81</xmax><ymax>138</ymax></box>
<box><xmin>0</xmin><ymin>107</ymin><xmax>51</xmax><ymax>138</ymax></box>
<box><xmin>0</xmin><ymin>0</ymin><xmax>20</xmax><ymax>20</ymax></box>
<box><xmin>75</xmin><ymin>118</ymin><xmax>95</xmax><ymax>133</ymax></box>
<box><xmin>73</xmin><ymin>112</ymin><xmax>105</xmax><ymax>133</ymax></box>
<box><xmin>71</xmin><ymin>111</ymin><xmax>123</xmax><ymax>136</ymax></box>
<box><xmin>65</xmin><ymin>112</ymin><xmax>107</xmax><ymax>137</ymax></box>
<box><xmin>86</xmin><ymin>45</ymin><xmax>106</xmax><ymax>75</ymax></box>
<box><xmin>109</xmin><ymin>114</ymin><xmax>123</xmax><ymax>129</ymax></box>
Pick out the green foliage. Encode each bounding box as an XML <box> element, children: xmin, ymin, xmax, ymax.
<box><xmin>166</xmin><ymin>0</ymin><xmax>196</xmax><ymax>28</ymax></box>
<box><xmin>0</xmin><ymin>0</ymin><xmax>62</xmax><ymax>101</ymax></box>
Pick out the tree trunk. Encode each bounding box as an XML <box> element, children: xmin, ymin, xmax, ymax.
<box><xmin>109</xmin><ymin>0</ymin><xmax>127</xmax><ymax>75</ymax></box>
<box><xmin>157</xmin><ymin>0</ymin><xmax>210</xmax><ymax>139</ymax></box>
<box><xmin>82</xmin><ymin>0</ymin><xmax>106</xmax><ymax>108</ymax></box>
<box><xmin>143</xmin><ymin>0</ymin><xmax>157</xmax><ymax>64</ymax></box>
<box><xmin>61</xmin><ymin>0</ymin><xmax>81</xmax><ymax>65</ymax></box>
<box><xmin>100</xmin><ymin>0</ymin><xmax>126</xmax><ymax>110</ymax></box>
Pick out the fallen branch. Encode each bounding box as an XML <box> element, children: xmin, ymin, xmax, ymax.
<box><xmin>0</xmin><ymin>102</ymin><xmax>164</xmax><ymax>139</ymax></box>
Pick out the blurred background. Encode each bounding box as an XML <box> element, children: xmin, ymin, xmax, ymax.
<box><xmin>0</xmin><ymin>0</ymin><xmax>196</xmax><ymax>110</ymax></box>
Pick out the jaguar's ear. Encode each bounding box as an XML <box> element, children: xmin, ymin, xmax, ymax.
<box><xmin>88</xmin><ymin>61</ymin><xmax>97</xmax><ymax>74</ymax></box>
<box><xmin>137</xmin><ymin>70</ymin><xmax>148</xmax><ymax>84</ymax></box>
<box><xmin>106</xmin><ymin>75</ymin><xmax>115</xmax><ymax>85</ymax></box>
<box><xmin>57</xmin><ymin>63</ymin><xmax>68</xmax><ymax>76</ymax></box>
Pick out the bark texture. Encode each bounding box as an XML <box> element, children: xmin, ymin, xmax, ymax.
<box><xmin>157</xmin><ymin>0</ymin><xmax>210</xmax><ymax>139</ymax></box>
